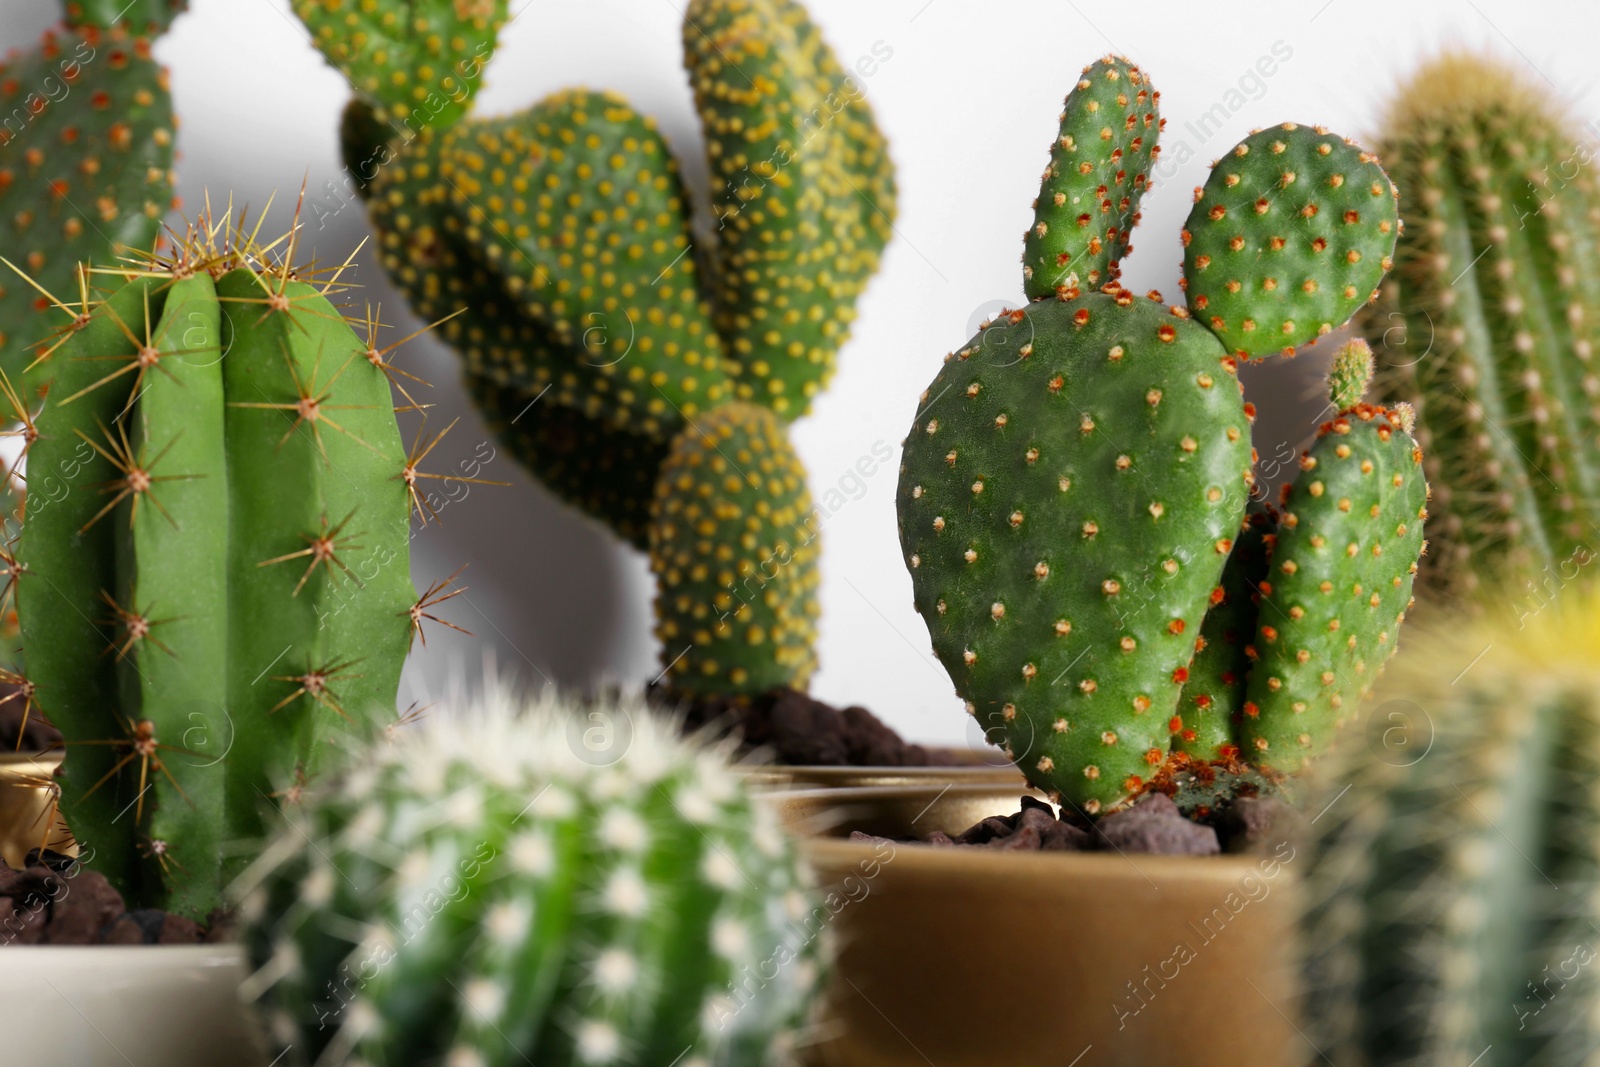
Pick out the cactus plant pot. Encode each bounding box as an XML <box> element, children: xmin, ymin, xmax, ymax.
<box><xmin>773</xmin><ymin>785</ymin><xmax>1302</xmax><ymax>1067</ymax></box>
<box><xmin>0</xmin><ymin>944</ymin><xmax>266</xmax><ymax>1066</ymax></box>
<box><xmin>0</xmin><ymin>750</ymin><xmax>71</xmax><ymax>869</ymax></box>
<box><xmin>743</xmin><ymin>761</ymin><xmax>1025</xmax><ymax>791</ymax></box>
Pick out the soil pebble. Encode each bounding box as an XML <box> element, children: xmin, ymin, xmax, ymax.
<box><xmin>0</xmin><ymin>851</ymin><xmax>224</xmax><ymax>945</ymax></box>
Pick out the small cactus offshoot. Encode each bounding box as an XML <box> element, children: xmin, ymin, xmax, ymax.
<box><xmin>896</xmin><ymin>56</ymin><xmax>1423</xmax><ymax>813</ymax></box>
<box><xmin>240</xmin><ymin>687</ymin><xmax>821</xmax><ymax>1067</ymax></box>
<box><xmin>12</xmin><ymin>199</ymin><xmax>469</xmax><ymax>915</ymax></box>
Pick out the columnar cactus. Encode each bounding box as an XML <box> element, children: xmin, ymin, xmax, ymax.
<box><xmin>1300</xmin><ymin>592</ymin><xmax>1600</xmax><ymax>1065</ymax></box>
<box><xmin>1361</xmin><ymin>53</ymin><xmax>1600</xmax><ymax>604</ymax></box>
<box><xmin>0</xmin><ymin>21</ymin><xmax>176</xmax><ymax>386</ymax></box>
<box><xmin>240</xmin><ymin>687</ymin><xmax>821</xmax><ymax>1067</ymax></box>
<box><xmin>306</xmin><ymin>0</ymin><xmax>896</xmax><ymax>702</ymax></box>
<box><xmin>13</xmin><ymin>207</ymin><xmax>449</xmax><ymax>916</ymax></box>
<box><xmin>896</xmin><ymin>56</ymin><xmax>1424</xmax><ymax>813</ymax></box>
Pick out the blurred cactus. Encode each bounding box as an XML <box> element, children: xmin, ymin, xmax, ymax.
<box><xmin>309</xmin><ymin>0</ymin><xmax>896</xmax><ymax>702</ymax></box>
<box><xmin>1300</xmin><ymin>590</ymin><xmax>1600</xmax><ymax>1065</ymax></box>
<box><xmin>1363</xmin><ymin>53</ymin><xmax>1600</xmax><ymax>604</ymax></box>
<box><xmin>0</xmin><ymin>23</ymin><xmax>176</xmax><ymax>388</ymax></box>
<box><xmin>11</xmin><ymin>204</ymin><xmax>463</xmax><ymax>915</ymax></box>
<box><xmin>896</xmin><ymin>56</ymin><xmax>1421</xmax><ymax>813</ymax></box>
<box><xmin>241</xmin><ymin>687</ymin><xmax>820</xmax><ymax>1067</ymax></box>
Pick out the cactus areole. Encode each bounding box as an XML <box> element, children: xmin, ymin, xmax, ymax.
<box><xmin>897</xmin><ymin>56</ymin><xmax>1424</xmax><ymax>813</ymax></box>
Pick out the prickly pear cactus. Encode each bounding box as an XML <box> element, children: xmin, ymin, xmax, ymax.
<box><xmin>64</xmin><ymin>0</ymin><xmax>187</xmax><ymax>33</ymax></box>
<box><xmin>1022</xmin><ymin>56</ymin><xmax>1160</xmax><ymax>299</ymax></box>
<box><xmin>241</xmin><ymin>688</ymin><xmax>820</xmax><ymax>1067</ymax></box>
<box><xmin>293</xmin><ymin>0</ymin><xmax>507</xmax><ymax>131</ymax></box>
<box><xmin>1240</xmin><ymin>341</ymin><xmax>1428</xmax><ymax>771</ymax></box>
<box><xmin>13</xmin><ymin>209</ymin><xmax>440</xmax><ymax>915</ymax></box>
<box><xmin>0</xmin><ymin>24</ymin><xmax>175</xmax><ymax>385</ymax></box>
<box><xmin>897</xmin><ymin>56</ymin><xmax>1423</xmax><ymax>812</ymax></box>
<box><xmin>1361</xmin><ymin>53</ymin><xmax>1600</xmax><ymax>603</ymax></box>
<box><xmin>651</xmin><ymin>404</ymin><xmax>820</xmax><ymax>696</ymax></box>
<box><xmin>1300</xmin><ymin>594</ymin><xmax>1600</xmax><ymax>1065</ymax></box>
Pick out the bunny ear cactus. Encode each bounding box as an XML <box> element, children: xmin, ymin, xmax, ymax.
<box><xmin>11</xmin><ymin>207</ymin><xmax>454</xmax><ymax>915</ymax></box>
<box><xmin>1361</xmin><ymin>53</ymin><xmax>1600</xmax><ymax>605</ymax></box>
<box><xmin>64</xmin><ymin>0</ymin><xmax>187</xmax><ymax>33</ymax></box>
<box><xmin>0</xmin><ymin>23</ymin><xmax>176</xmax><ymax>387</ymax></box>
<box><xmin>240</xmin><ymin>688</ymin><xmax>821</xmax><ymax>1067</ymax></box>
<box><xmin>294</xmin><ymin>0</ymin><xmax>507</xmax><ymax>133</ymax></box>
<box><xmin>896</xmin><ymin>56</ymin><xmax>1420</xmax><ymax>813</ymax></box>
<box><xmin>335</xmin><ymin>0</ymin><xmax>896</xmax><ymax>704</ymax></box>
<box><xmin>1299</xmin><ymin>593</ymin><xmax>1600</xmax><ymax>1065</ymax></box>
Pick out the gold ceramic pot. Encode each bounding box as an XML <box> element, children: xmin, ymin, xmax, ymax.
<box><xmin>743</xmin><ymin>760</ymin><xmax>1024</xmax><ymax>791</ymax></box>
<box><xmin>0</xmin><ymin>749</ymin><xmax>74</xmax><ymax>868</ymax></box>
<box><xmin>773</xmin><ymin>785</ymin><xmax>1303</xmax><ymax>1067</ymax></box>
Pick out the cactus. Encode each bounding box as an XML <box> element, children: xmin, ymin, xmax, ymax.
<box><xmin>1300</xmin><ymin>591</ymin><xmax>1600</xmax><ymax>1065</ymax></box>
<box><xmin>240</xmin><ymin>687</ymin><xmax>821</xmax><ymax>1067</ymax></box>
<box><xmin>64</xmin><ymin>1</ymin><xmax>187</xmax><ymax>33</ymax></box>
<box><xmin>12</xmin><ymin>206</ymin><xmax>446</xmax><ymax>916</ymax></box>
<box><xmin>0</xmin><ymin>23</ymin><xmax>176</xmax><ymax>386</ymax></box>
<box><xmin>896</xmin><ymin>55</ymin><xmax>1420</xmax><ymax>813</ymax></box>
<box><xmin>294</xmin><ymin>0</ymin><xmax>507</xmax><ymax>133</ymax></box>
<box><xmin>1362</xmin><ymin>53</ymin><xmax>1600</xmax><ymax>604</ymax></box>
<box><xmin>320</xmin><ymin>0</ymin><xmax>893</xmax><ymax>703</ymax></box>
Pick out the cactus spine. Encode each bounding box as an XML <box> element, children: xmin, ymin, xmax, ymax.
<box><xmin>13</xmin><ymin>208</ymin><xmax>442</xmax><ymax>915</ymax></box>
<box><xmin>1301</xmin><ymin>593</ymin><xmax>1600</xmax><ymax>1064</ymax></box>
<box><xmin>1362</xmin><ymin>53</ymin><xmax>1600</xmax><ymax>604</ymax></box>
<box><xmin>896</xmin><ymin>56</ymin><xmax>1422</xmax><ymax>812</ymax></box>
<box><xmin>310</xmin><ymin>0</ymin><xmax>896</xmax><ymax>701</ymax></box>
<box><xmin>241</xmin><ymin>688</ymin><xmax>820</xmax><ymax>1067</ymax></box>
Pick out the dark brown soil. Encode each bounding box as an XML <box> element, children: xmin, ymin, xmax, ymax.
<box><xmin>0</xmin><ymin>682</ymin><xmax>60</xmax><ymax>754</ymax></box>
<box><xmin>0</xmin><ymin>850</ymin><xmax>230</xmax><ymax>946</ymax></box>
<box><xmin>658</xmin><ymin>684</ymin><xmax>971</xmax><ymax>767</ymax></box>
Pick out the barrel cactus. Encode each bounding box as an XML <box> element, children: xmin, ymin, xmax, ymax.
<box><xmin>1300</xmin><ymin>589</ymin><xmax>1600</xmax><ymax>1064</ymax></box>
<box><xmin>13</xmin><ymin>205</ymin><xmax>448</xmax><ymax>916</ymax></box>
<box><xmin>304</xmin><ymin>0</ymin><xmax>895</xmax><ymax>703</ymax></box>
<box><xmin>896</xmin><ymin>55</ymin><xmax>1425</xmax><ymax>813</ymax></box>
<box><xmin>239</xmin><ymin>687</ymin><xmax>821</xmax><ymax>1067</ymax></box>
<box><xmin>1363</xmin><ymin>53</ymin><xmax>1600</xmax><ymax>604</ymax></box>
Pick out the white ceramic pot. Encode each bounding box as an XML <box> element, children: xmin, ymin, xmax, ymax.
<box><xmin>0</xmin><ymin>944</ymin><xmax>266</xmax><ymax>1066</ymax></box>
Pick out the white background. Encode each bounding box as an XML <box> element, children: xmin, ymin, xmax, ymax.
<box><xmin>3</xmin><ymin>0</ymin><xmax>1595</xmax><ymax>745</ymax></box>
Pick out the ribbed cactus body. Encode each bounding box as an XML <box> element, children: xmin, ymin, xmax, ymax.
<box><xmin>1362</xmin><ymin>54</ymin><xmax>1600</xmax><ymax>602</ymax></box>
<box><xmin>0</xmin><ymin>25</ymin><xmax>175</xmax><ymax>385</ymax></box>
<box><xmin>243</xmin><ymin>691</ymin><xmax>820</xmax><ymax>1067</ymax></box>
<box><xmin>1301</xmin><ymin>599</ymin><xmax>1600</xmax><ymax>1065</ymax></box>
<box><xmin>16</xmin><ymin>227</ymin><xmax>417</xmax><ymax>914</ymax></box>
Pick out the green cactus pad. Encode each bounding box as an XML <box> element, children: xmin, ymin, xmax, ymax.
<box><xmin>16</xmin><ymin>218</ymin><xmax>420</xmax><ymax>913</ymax></box>
<box><xmin>439</xmin><ymin>90</ymin><xmax>737</xmax><ymax>431</ymax></box>
<box><xmin>337</xmin><ymin>96</ymin><xmax>394</xmax><ymax>200</ymax></box>
<box><xmin>1182</xmin><ymin>123</ymin><xmax>1399</xmax><ymax>359</ymax></box>
<box><xmin>1172</xmin><ymin>508</ymin><xmax>1275</xmax><ymax>760</ymax></box>
<box><xmin>242</xmin><ymin>690</ymin><xmax>821</xmax><ymax>1067</ymax></box>
<box><xmin>897</xmin><ymin>292</ymin><xmax>1254</xmax><ymax>813</ymax></box>
<box><xmin>64</xmin><ymin>0</ymin><xmax>187</xmax><ymax>33</ymax></box>
<box><xmin>0</xmin><ymin>26</ymin><xmax>175</xmax><ymax>385</ymax></box>
<box><xmin>651</xmin><ymin>403</ymin><xmax>820</xmax><ymax>697</ymax></box>
<box><xmin>292</xmin><ymin>0</ymin><xmax>506</xmax><ymax>131</ymax></box>
<box><xmin>1022</xmin><ymin>55</ymin><xmax>1160</xmax><ymax>299</ymax></box>
<box><xmin>1327</xmin><ymin>337</ymin><xmax>1376</xmax><ymax>410</ymax></box>
<box><xmin>1363</xmin><ymin>54</ymin><xmax>1600</xmax><ymax>602</ymax></box>
<box><xmin>466</xmin><ymin>370</ymin><xmax>669</xmax><ymax>550</ymax></box>
<box><xmin>1240</xmin><ymin>401</ymin><xmax>1427</xmax><ymax>771</ymax></box>
<box><xmin>684</xmin><ymin>0</ymin><xmax>895</xmax><ymax>418</ymax></box>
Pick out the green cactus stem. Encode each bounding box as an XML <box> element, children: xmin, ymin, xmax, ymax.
<box><xmin>240</xmin><ymin>688</ymin><xmax>821</xmax><ymax>1067</ymax></box>
<box><xmin>0</xmin><ymin>24</ymin><xmax>175</xmax><ymax>387</ymax></box>
<box><xmin>1363</xmin><ymin>53</ymin><xmax>1600</xmax><ymax>603</ymax></box>
<box><xmin>1300</xmin><ymin>595</ymin><xmax>1600</xmax><ymax>1065</ymax></box>
<box><xmin>896</xmin><ymin>57</ymin><xmax>1423</xmax><ymax>811</ymax></box>
<box><xmin>651</xmin><ymin>403</ymin><xmax>820</xmax><ymax>697</ymax></box>
<box><xmin>1240</xmin><ymin>340</ymin><xmax>1428</xmax><ymax>771</ymax></box>
<box><xmin>1183</xmin><ymin>123</ymin><xmax>1400</xmax><ymax>359</ymax></box>
<box><xmin>64</xmin><ymin>0</ymin><xmax>187</xmax><ymax>33</ymax></box>
<box><xmin>15</xmin><ymin>210</ymin><xmax>427</xmax><ymax>914</ymax></box>
<box><xmin>293</xmin><ymin>0</ymin><xmax>506</xmax><ymax>132</ymax></box>
<box><xmin>1022</xmin><ymin>55</ymin><xmax>1161</xmax><ymax>299</ymax></box>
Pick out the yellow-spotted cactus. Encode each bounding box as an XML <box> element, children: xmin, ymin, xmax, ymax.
<box><xmin>240</xmin><ymin>688</ymin><xmax>821</xmax><ymax>1067</ymax></box>
<box><xmin>303</xmin><ymin>0</ymin><xmax>895</xmax><ymax>702</ymax></box>
<box><xmin>897</xmin><ymin>56</ymin><xmax>1425</xmax><ymax>813</ymax></box>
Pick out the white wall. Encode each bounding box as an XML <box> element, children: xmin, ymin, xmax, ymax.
<box><xmin>2</xmin><ymin>0</ymin><xmax>1593</xmax><ymax>744</ymax></box>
